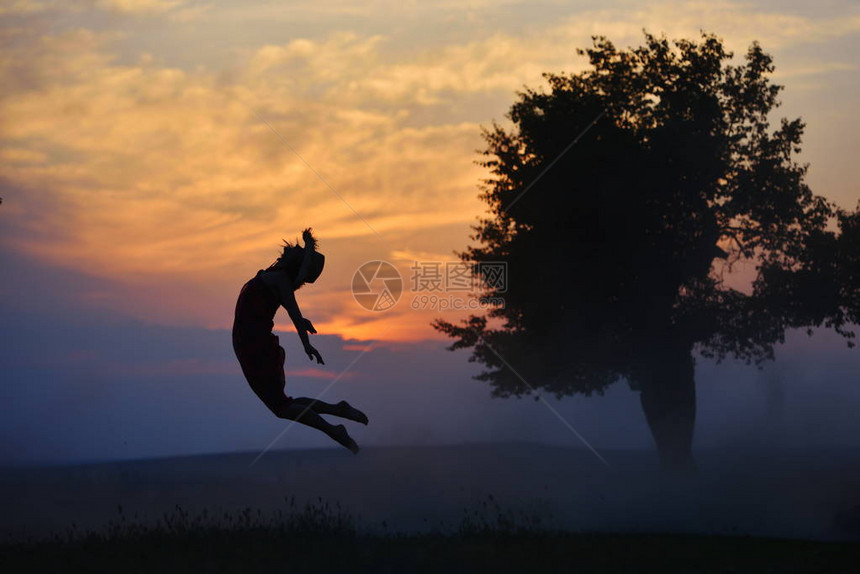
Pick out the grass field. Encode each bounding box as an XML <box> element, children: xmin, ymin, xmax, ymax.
<box><xmin>4</xmin><ymin>445</ymin><xmax>860</xmax><ymax>571</ymax></box>
<box><xmin>3</xmin><ymin>499</ymin><xmax>858</xmax><ymax>573</ymax></box>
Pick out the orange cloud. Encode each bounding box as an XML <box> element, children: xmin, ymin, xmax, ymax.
<box><xmin>0</xmin><ymin>23</ymin><xmax>493</xmax><ymax>339</ymax></box>
<box><xmin>3</xmin><ymin>1</ymin><xmax>857</xmax><ymax>342</ymax></box>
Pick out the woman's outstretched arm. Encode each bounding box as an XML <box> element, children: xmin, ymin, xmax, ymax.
<box><xmin>270</xmin><ymin>271</ymin><xmax>325</xmax><ymax>364</ymax></box>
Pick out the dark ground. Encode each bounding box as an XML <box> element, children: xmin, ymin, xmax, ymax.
<box><xmin>2</xmin><ymin>443</ymin><xmax>859</xmax><ymax>572</ymax></box>
<box><xmin>3</xmin><ymin>522</ymin><xmax>858</xmax><ymax>573</ymax></box>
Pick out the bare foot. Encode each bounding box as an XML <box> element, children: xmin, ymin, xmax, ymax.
<box><xmin>337</xmin><ymin>401</ymin><xmax>369</xmax><ymax>425</ymax></box>
<box><xmin>331</xmin><ymin>424</ymin><xmax>360</xmax><ymax>454</ymax></box>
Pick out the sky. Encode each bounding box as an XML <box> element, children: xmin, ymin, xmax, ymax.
<box><xmin>1</xmin><ymin>0</ymin><xmax>858</xmax><ymax>465</ymax></box>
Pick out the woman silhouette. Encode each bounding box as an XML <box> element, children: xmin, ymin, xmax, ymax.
<box><xmin>232</xmin><ymin>228</ymin><xmax>367</xmax><ymax>453</ymax></box>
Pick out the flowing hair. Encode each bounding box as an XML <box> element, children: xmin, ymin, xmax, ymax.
<box><xmin>266</xmin><ymin>228</ymin><xmax>319</xmax><ymax>289</ymax></box>
<box><xmin>266</xmin><ymin>238</ymin><xmax>301</xmax><ymax>279</ymax></box>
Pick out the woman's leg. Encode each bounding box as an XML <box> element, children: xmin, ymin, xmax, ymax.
<box><xmin>290</xmin><ymin>397</ymin><xmax>369</xmax><ymax>425</ymax></box>
<box><xmin>272</xmin><ymin>401</ymin><xmax>359</xmax><ymax>454</ymax></box>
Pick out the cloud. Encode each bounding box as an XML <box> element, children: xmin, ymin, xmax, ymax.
<box><xmin>348</xmin><ymin>1</ymin><xmax>860</xmax><ymax>104</ymax></box>
<box><xmin>2</xmin><ymin>0</ymin><xmax>858</xmax><ymax>339</ymax></box>
<box><xmin>94</xmin><ymin>0</ymin><xmax>186</xmax><ymax>14</ymax></box>
<box><xmin>569</xmin><ymin>1</ymin><xmax>860</xmax><ymax>51</ymax></box>
<box><xmin>0</xmin><ymin>0</ymin><xmax>195</xmax><ymax>17</ymax></box>
<box><xmin>0</xmin><ymin>23</ymin><xmax>490</xmax><ymax>336</ymax></box>
<box><xmin>0</xmin><ymin>0</ymin><xmax>55</xmax><ymax>15</ymax></box>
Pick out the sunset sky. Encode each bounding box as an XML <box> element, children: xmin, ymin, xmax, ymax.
<box><xmin>1</xmin><ymin>0</ymin><xmax>858</xmax><ymax>464</ymax></box>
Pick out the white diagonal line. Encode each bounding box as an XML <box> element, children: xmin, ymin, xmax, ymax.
<box><xmin>484</xmin><ymin>341</ymin><xmax>609</xmax><ymax>467</ymax></box>
<box><xmin>250</xmin><ymin>343</ymin><xmax>374</xmax><ymax>466</ymax></box>
<box><xmin>254</xmin><ymin>110</ymin><xmax>389</xmax><ymax>246</ymax></box>
<box><xmin>502</xmin><ymin>109</ymin><xmax>606</xmax><ymax>215</ymax></box>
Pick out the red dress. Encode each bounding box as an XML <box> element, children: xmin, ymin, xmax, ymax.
<box><xmin>232</xmin><ymin>271</ymin><xmax>293</xmax><ymax>411</ymax></box>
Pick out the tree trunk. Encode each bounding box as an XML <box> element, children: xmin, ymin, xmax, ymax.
<box><xmin>639</xmin><ymin>346</ymin><xmax>697</xmax><ymax>472</ymax></box>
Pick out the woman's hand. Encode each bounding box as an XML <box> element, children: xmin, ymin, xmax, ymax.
<box><xmin>302</xmin><ymin>318</ymin><xmax>317</xmax><ymax>334</ymax></box>
<box><xmin>305</xmin><ymin>344</ymin><xmax>325</xmax><ymax>365</ymax></box>
<box><xmin>302</xmin><ymin>227</ymin><xmax>316</xmax><ymax>248</ymax></box>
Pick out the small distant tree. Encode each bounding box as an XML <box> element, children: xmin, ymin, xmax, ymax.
<box><xmin>434</xmin><ymin>32</ymin><xmax>858</xmax><ymax>470</ymax></box>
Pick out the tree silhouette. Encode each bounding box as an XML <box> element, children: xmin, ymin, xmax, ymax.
<box><xmin>433</xmin><ymin>33</ymin><xmax>858</xmax><ymax>470</ymax></box>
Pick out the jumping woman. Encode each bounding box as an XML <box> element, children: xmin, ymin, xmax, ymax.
<box><xmin>232</xmin><ymin>228</ymin><xmax>368</xmax><ymax>454</ymax></box>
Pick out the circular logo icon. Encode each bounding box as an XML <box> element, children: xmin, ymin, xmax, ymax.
<box><xmin>352</xmin><ymin>260</ymin><xmax>403</xmax><ymax>311</ymax></box>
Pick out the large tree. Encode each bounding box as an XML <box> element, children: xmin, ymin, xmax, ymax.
<box><xmin>434</xmin><ymin>33</ymin><xmax>858</xmax><ymax>470</ymax></box>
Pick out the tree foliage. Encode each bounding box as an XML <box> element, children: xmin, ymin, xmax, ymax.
<box><xmin>434</xmin><ymin>32</ymin><xmax>858</xmax><ymax>399</ymax></box>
